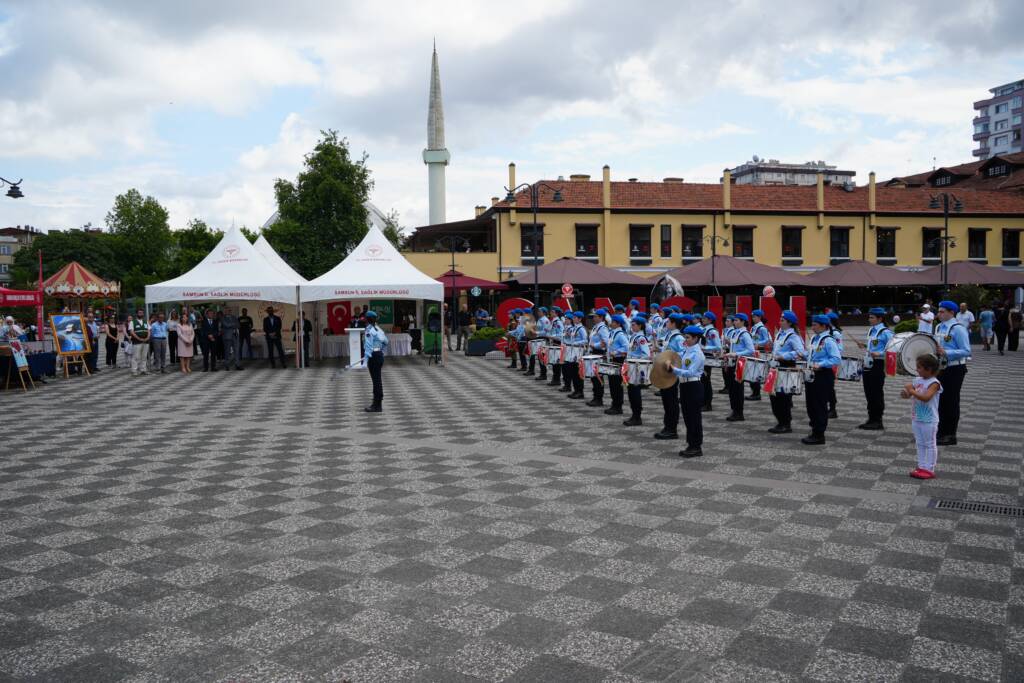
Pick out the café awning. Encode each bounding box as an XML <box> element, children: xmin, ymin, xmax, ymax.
<box><xmin>436</xmin><ymin>270</ymin><xmax>508</xmax><ymax>295</ymax></box>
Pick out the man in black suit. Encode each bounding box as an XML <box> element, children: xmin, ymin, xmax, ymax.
<box><xmin>291</xmin><ymin>311</ymin><xmax>313</xmax><ymax>367</ymax></box>
<box><xmin>200</xmin><ymin>309</ymin><xmax>220</xmax><ymax>372</ymax></box>
<box><xmin>264</xmin><ymin>306</ymin><xmax>287</xmax><ymax>368</ymax></box>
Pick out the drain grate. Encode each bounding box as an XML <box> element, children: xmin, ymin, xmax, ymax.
<box><xmin>928</xmin><ymin>498</ymin><xmax>1024</xmax><ymax>518</ymax></box>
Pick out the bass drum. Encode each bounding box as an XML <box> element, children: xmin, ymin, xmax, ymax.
<box><xmin>885</xmin><ymin>332</ymin><xmax>938</xmax><ymax>377</ymax></box>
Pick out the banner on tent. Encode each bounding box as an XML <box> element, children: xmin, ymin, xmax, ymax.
<box><xmin>369</xmin><ymin>300</ymin><xmax>394</xmax><ymax>324</ymax></box>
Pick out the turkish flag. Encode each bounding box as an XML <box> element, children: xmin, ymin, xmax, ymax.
<box><xmin>735</xmin><ymin>356</ymin><xmax>746</xmax><ymax>381</ymax></box>
<box><xmin>763</xmin><ymin>367</ymin><xmax>778</xmax><ymax>394</ymax></box>
<box><xmin>885</xmin><ymin>351</ymin><xmax>897</xmax><ymax>376</ymax></box>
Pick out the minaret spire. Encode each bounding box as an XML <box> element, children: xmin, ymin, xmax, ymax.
<box><xmin>423</xmin><ymin>42</ymin><xmax>450</xmax><ymax>224</ymax></box>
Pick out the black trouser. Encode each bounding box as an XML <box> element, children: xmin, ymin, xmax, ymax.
<box><xmin>769</xmin><ymin>361</ymin><xmax>796</xmax><ymax>427</ymax></box>
<box><xmin>240</xmin><ymin>332</ymin><xmax>252</xmax><ymax>359</ymax></box>
<box><xmin>168</xmin><ymin>331</ymin><xmax>178</xmax><ymax>363</ymax></box>
<box><xmin>562</xmin><ymin>361</ymin><xmax>573</xmax><ymax>389</ymax></box>
<box><xmin>996</xmin><ymin>329</ymin><xmax>1008</xmax><ymax>352</ymax></box>
<box><xmin>508</xmin><ymin>345</ymin><xmax>518</xmax><ymax>367</ymax></box>
<box><xmin>551</xmin><ymin>355</ymin><xmax>561</xmax><ymax>383</ymax></box>
<box><xmin>571</xmin><ymin>362</ymin><xmax>584</xmax><ymax>394</ymax></box>
<box><xmin>701</xmin><ymin>368</ymin><xmax>713</xmax><ymax>408</ymax></box>
<box><xmin>368</xmin><ymin>350</ymin><xmax>384</xmax><ymax>406</ymax></box>
<box><xmin>661</xmin><ymin>380</ymin><xmax>680</xmax><ymax>433</ymax></box>
<box><xmin>299</xmin><ymin>338</ymin><xmax>311</xmax><ymax>367</ymax></box>
<box><xmin>590</xmin><ymin>376</ymin><xmax>604</xmax><ymax>402</ymax></box>
<box><xmin>201</xmin><ymin>338</ymin><xmax>215</xmax><ymax>370</ymax></box>
<box><xmin>727</xmin><ymin>367</ymin><xmax>744</xmax><ymax>416</ymax></box>
<box><xmin>105</xmin><ymin>337</ymin><xmax>118</xmax><ymax>367</ymax></box>
<box><xmin>721</xmin><ymin>366</ymin><xmax>730</xmax><ymax>389</ymax></box>
<box><xmin>628</xmin><ymin>385</ymin><xmax>643</xmax><ymax>419</ymax></box>
<box><xmin>828</xmin><ymin>382</ymin><xmax>838</xmax><ymax>412</ymax></box>
<box><xmin>87</xmin><ymin>343</ymin><xmax>98</xmax><ymax>372</ymax></box>
<box><xmin>528</xmin><ymin>353</ymin><xmax>536</xmax><ymax>372</ymax></box>
<box><xmin>805</xmin><ymin>368</ymin><xmax>834</xmax><ymax>436</ymax></box>
<box><xmin>1010</xmin><ymin>329</ymin><xmax>1020</xmax><ymax>351</ymax></box>
<box><xmin>266</xmin><ymin>335</ymin><xmax>286</xmax><ymax>367</ymax></box>
<box><xmin>937</xmin><ymin>364</ymin><xmax>966</xmax><ymax>438</ymax></box>
<box><xmin>680</xmin><ymin>380</ymin><xmax>704</xmax><ymax>449</ymax></box>
<box><xmin>608</xmin><ymin>363</ymin><xmax>624</xmax><ymax>408</ymax></box>
<box><xmin>519</xmin><ymin>348</ymin><xmax>528</xmax><ymax>369</ymax></box>
<box><xmin>862</xmin><ymin>361</ymin><xmax>886</xmax><ymax>423</ymax></box>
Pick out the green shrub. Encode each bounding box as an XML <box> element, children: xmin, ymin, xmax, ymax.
<box><xmin>470</xmin><ymin>326</ymin><xmax>507</xmax><ymax>342</ymax></box>
<box><xmin>894</xmin><ymin>319</ymin><xmax>918</xmax><ymax>334</ymax></box>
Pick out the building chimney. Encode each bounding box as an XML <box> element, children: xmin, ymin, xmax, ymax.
<box><xmin>816</xmin><ymin>171</ymin><xmax>825</xmax><ymax>229</ymax></box>
<box><xmin>491</xmin><ymin>196</ymin><xmax>499</xmax><ymax>206</ymax></box>
<box><xmin>602</xmin><ymin>165</ymin><xmax>611</xmax><ymax>211</ymax></box>
<box><xmin>474</xmin><ymin>205</ymin><xmax>485</xmax><ymax>217</ymax></box>
<box><xmin>663</xmin><ymin>177</ymin><xmax>684</xmax><ymax>183</ymax></box>
<box><xmin>868</xmin><ymin>171</ymin><xmax>876</xmax><ymax>228</ymax></box>
<box><xmin>508</xmin><ymin>162</ymin><xmax>517</xmax><ymax>225</ymax></box>
<box><xmin>570</xmin><ymin>174</ymin><xmax>591</xmax><ymax>181</ymax></box>
<box><xmin>628</xmin><ymin>178</ymin><xmax>638</xmax><ymax>183</ymax></box>
<box><xmin>722</xmin><ymin>169</ymin><xmax>732</xmax><ymax>228</ymax></box>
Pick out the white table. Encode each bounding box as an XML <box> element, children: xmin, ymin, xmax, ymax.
<box><xmin>320</xmin><ymin>333</ymin><xmax>412</xmax><ymax>358</ymax></box>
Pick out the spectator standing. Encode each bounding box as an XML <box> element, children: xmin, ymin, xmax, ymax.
<box><xmin>150</xmin><ymin>312</ymin><xmax>168</xmax><ymax>373</ymax></box>
<box><xmin>102</xmin><ymin>315</ymin><xmax>119</xmax><ymax>368</ymax></box>
<box><xmin>955</xmin><ymin>303</ymin><xmax>975</xmax><ymax>332</ymax></box>
<box><xmin>978</xmin><ymin>304</ymin><xmax>995</xmax><ymax>351</ymax></box>
<box><xmin>177</xmin><ymin>314</ymin><xmax>195</xmax><ymax>373</ymax></box>
<box><xmin>238</xmin><ymin>307</ymin><xmax>254</xmax><ymax>359</ymax></box>
<box><xmin>214</xmin><ymin>311</ymin><xmax>225</xmax><ymax>361</ymax></box>
<box><xmin>85</xmin><ymin>312</ymin><xmax>100</xmax><ymax>373</ymax></box>
<box><xmin>291</xmin><ymin>311</ymin><xmax>313</xmax><ymax>367</ymax></box>
<box><xmin>916</xmin><ymin>304</ymin><xmax>935</xmax><ymax>333</ymax></box>
<box><xmin>994</xmin><ymin>303</ymin><xmax>1010</xmax><ymax>355</ymax></box>
<box><xmin>443</xmin><ymin>303</ymin><xmax>453</xmax><ymax>351</ymax></box>
<box><xmin>263</xmin><ymin>306</ymin><xmax>287</xmax><ymax>368</ymax></box>
<box><xmin>1</xmin><ymin>316</ymin><xmax>23</xmax><ymax>339</ymax></box>
<box><xmin>167</xmin><ymin>310</ymin><xmax>179</xmax><ymax>364</ymax></box>
<box><xmin>456</xmin><ymin>305</ymin><xmax>472</xmax><ymax>351</ymax></box>
<box><xmin>1010</xmin><ymin>306</ymin><xmax>1022</xmax><ymax>352</ymax></box>
<box><xmin>221</xmin><ymin>306</ymin><xmax>242</xmax><ymax>370</ymax></box>
<box><xmin>128</xmin><ymin>309</ymin><xmax>150</xmax><ymax>376</ymax></box>
<box><xmin>200</xmin><ymin>309</ymin><xmax>220</xmax><ymax>372</ymax></box>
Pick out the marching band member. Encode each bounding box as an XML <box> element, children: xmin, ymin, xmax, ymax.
<box><xmin>672</xmin><ymin>324</ymin><xmax>706</xmax><ymax>458</ymax></box>
<box><xmin>531</xmin><ymin>307</ymin><xmax>551</xmax><ymax>380</ymax></box>
<box><xmin>559</xmin><ymin>309</ymin><xmax>575</xmax><ymax>392</ymax></box>
<box><xmin>627</xmin><ymin>299</ymin><xmax>642</xmax><ymax>323</ymax></box>
<box><xmin>768</xmin><ymin>310</ymin><xmax>805</xmax><ymax>434</ymax></box>
<box><xmin>700</xmin><ymin>311</ymin><xmax>720</xmax><ymax>412</ymax></box>
<box><xmin>546</xmin><ymin>306</ymin><xmax>564</xmax><ymax>387</ymax></box>
<box><xmin>826</xmin><ymin>311</ymin><xmax>843</xmax><ymax>418</ymax></box>
<box><xmin>655</xmin><ymin>307</ymin><xmax>672</xmax><ymax>350</ymax></box>
<box><xmin>725</xmin><ymin>313</ymin><xmax>754</xmax><ymax>422</ymax></box>
<box><xmin>506</xmin><ymin>308</ymin><xmax>522</xmax><ymax>369</ymax></box>
<box><xmin>586</xmin><ymin>309</ymin><xmax>611</xmax><ymax>406</ymax></box>
<box><xmin>719</xmin><ymin>314</ymin><xmax>735</xmax><ymax>394</ymax></box>
<box><xmin>363</xmin><ymin>311</ymin><xmax>389</xmax><ymax>413</ymax></box>
<box><xmin>934</xmin><ymin>300</ymin><xmax>971</xmax><ymax>446</ymax></box>
<box><xmin>604</xmin><ymin>314</ymin><xmax>629</xmax><ymax>415</ymax></box>
<box><xmin>748</xmin><ymin>309</ymin><xmax>771</xmax><ymax>401</ymax></box>
<box><xmin>566</xmin><ymin>310</ymin><xmax>588</xmax><ymax>399</ymax></box>
<box><xmin>649</xmin><ymin>304</ymin><xmax>664</xmax><ymax>340</ymax></box>
<box><xmin>802</xmin><ymin>314</ymin><xmax>841</xmax><ymax>445</ymax></box>
<box><xmin>654</xmin><ymin>312</ymin><xmax>686</xmax><ymax>440</ymax></box>
<box><xmin>518</xmin><ymin>310</ymin><xmax>532</xmax><ymax>373</ymax></box>
<box><xmin>858</xmin><ymin>307</ymin><xmax>892</xmax><ymax>431</ymax></box>
<box><xmin>623</xmin><ymin>315</ymin><xmax>651</xmax><ymax>426</ymax></box>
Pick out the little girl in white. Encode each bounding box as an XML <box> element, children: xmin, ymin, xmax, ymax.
<box><xmin>900</xmin><ymin>353</ymin><xmax>943</xmax><ymax>479</ymax></box>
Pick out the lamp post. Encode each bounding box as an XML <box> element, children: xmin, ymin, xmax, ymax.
<box><xmin>505</xmin><ymin>181</ymin><xmax>563</xmax><ymax>307</ymax></box>
<box><xmin>704</xmin><ymin>235</ymin><xmax>730</xmax><ymax>289</ymax></box>
<box><xmin>435</xmin><ymin>235</ymin><xmax>471</xmax><ymax>345</ymax></box>
<box><xmin>0</xmin><ymin>177</ymin><xmax>23</xmax><ymax>199</ymax></box>
<box><xmin>928</xmin><ymin>193</ymin><xmax>963</xmax><ymax>295</ymax></box>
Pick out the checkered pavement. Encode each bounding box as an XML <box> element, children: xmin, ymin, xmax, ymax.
<box><xmin>0</xmin><ymin>346</ymin><xmax>1021</xmax><ymax>681</ymax></box>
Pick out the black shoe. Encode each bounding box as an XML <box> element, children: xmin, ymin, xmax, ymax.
<box><xmin>858</xmin><ymin>421</ymin><xmax>883</xmax><ymax>430</ymax></box>
<box><xmin>211</xmin><ymin>368</ymin><xmax>218</xmax><ymax>372</ymax></box>
<box><xmin>679</xmin><ymin>447</ymin><xmax>703</xmax><ymax>458</ymax></box>
<box><xmin>725</xmin><ymin>413</ymin><xmax>745</xmax><ymax>422</ymax></box>
<box><xmin>547</xmin><ymin>380</ymin><xmax>560</xmax><ymax>386</ymax></box>
<box><xmin>701</xmin><ymin>406</ymin><xmax>712</xmax><ymax>412</ymax></box>
<box><xmin>604</xmin><ymin>407</ymin><xmax>623</xmax><ymax>415</ymax></box>
<box><xmin>586</xmin><ymin>399</ymin><xmax>604</xmax><ymax>407</ymax></box>
<box><xmin>525</xmin><ymin>370</ymin><xmax>535</xmax><ymax>376</ymax></box>
<box><xmin>717</xmin><ymin>388</ymin><xmax>729</xmax><ymax>394</ymax></box>
<box><xmin>654</xmin><ymin>431</ymin><xmax>678</xmax><ymax>440</ymax></box>
<box><xmin>568</xmin><ymin>392</ymin><xmax>584</xmax><ymax>399</ymax></box>
<box><xmin>768</xmin><ymin>425</ymin><xmax>792</xmax><ymax>434</ymax></box>
<box><xmin>936</xmin><ymin>435</ymin><xmax>957</xmax><ymax>446</ymax></box>
<box><xmin>746</xmin><ymin>394</ymin><xmax>761</xmax><ymax>401</ymax></box>
<box><xmin>828</xmin><ymin>409</ymin><xmax>838</xmax><ymax>419</ymax></box>
<box><xmin>535</xmin><ymin>375</ymin><xmax>547</xmax><ymax>381</ymax></box>
<box><xmin>364</xmin><ymin>405</ymin><xmax>382</xmax><ymax>413</ymax></box>
<box><xmin>801</xmin><ymin>434</ymin><xmax>826</xmax><ymax>445</ymax></box>
<box><xmin>558</xmin><ymin>386</ymin><xmax>571</xmax><ymax>392</ymax></box>
<box><xmin>623</xmin><ymin>417</ymin><xmax>642</xmax><ymax>426</ymax></box>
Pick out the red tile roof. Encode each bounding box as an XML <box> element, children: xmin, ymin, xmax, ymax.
<box><xmin>886</xmin><ymin>152</ymin><xmax>1024</xmax><ymax>191</ymax></box>
<box><xmin>493</xmin><ymin>179</ymin><xmax>1024</xmax><ymax>214</ymax></box>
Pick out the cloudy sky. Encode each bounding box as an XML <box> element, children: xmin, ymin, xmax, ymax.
<box><xmin>2</xmin><ymin>0</ymin><xmax>1022</xmax><ymax>234</ymax></box>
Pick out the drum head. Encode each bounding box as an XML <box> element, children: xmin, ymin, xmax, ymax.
<box><xmin>899</xmin><ymin>333</ymin><xmax>938</xmax><ymax>377</ymax></box>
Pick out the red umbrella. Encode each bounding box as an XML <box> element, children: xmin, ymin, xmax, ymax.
<box><xmin>666</xmin><ymin>255</ymin><xmax>801</xmax><ymax>286</ymax></box>
<box><xmin>436</xmin><ymin>270</ymin><xmax>508</xmax><ymax>295</ymax></box>
<box><xmin>801</xmin><ymin>260</ymin><xmax>930</xmax><ymax>287</ymax></box>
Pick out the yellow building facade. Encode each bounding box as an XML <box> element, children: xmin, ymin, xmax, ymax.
<box><xmin>404</xmin><ymin>164</ymin><xmax>1024</xmax><ymax>283</ymax></box>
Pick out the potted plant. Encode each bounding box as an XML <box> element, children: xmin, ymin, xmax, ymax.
<box><xmin>466</xmin><ymin>326</ymin><xmax>506</xmax><ymax>356</ymax></box>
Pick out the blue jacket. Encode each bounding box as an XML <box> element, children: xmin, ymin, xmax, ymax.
<box><xmin>673</xmin><ymin>343</ymin><xmax>705</xmax><ymax>378</ymax></box>
<box><xmin>589</xmin><ymin>322</ymin><xmax>610</xmax><ymax>351</ymax></box>
<box><xmin>935</xmin><ymin>319</ymin><xmax>971</xmax><ymax>363</ymax></box>
<box><xmin>730</xmin><ymin>328</ymin><xmax>755</xmax><ymax>357</ymax></box>
<box><xmin>627</xmin><ymin>332</ymin><xmax>651</xmax><ymax>359</ymax></box>
<box><xmin>807</xmin><ymin>332</ymin><xmax>841</xmax><ymax>369</ymax></box>
<box><xmin>772</xmin><ymin>328</ymin><xmax>806</xmax><ymax>361</ymax></box>
<box><xmin>607</xmin><ymin>328</ymin><xmax>628</xmax><ymax>358</ymax></box>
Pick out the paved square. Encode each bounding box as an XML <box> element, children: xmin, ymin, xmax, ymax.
<box><xmin>1</xmin><ymin>347</ymin><xmax>1022</xmax><ymax>681</ymax></box>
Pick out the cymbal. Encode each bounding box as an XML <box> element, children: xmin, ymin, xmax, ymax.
<box><xmin>651</xmin><ymin>349</ymin><xmax>682</xmax><ymax>389</ymax></box>
<box><xmin>524</xmin><ymin>321</ymin><xmax>537</xmax><ymax>338</ymax></box>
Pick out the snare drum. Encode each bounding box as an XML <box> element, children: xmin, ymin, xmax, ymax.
<box><xmin>723</xmin><ymin>354</ymin><xmax>737</xmax><ymax>368</ymax></box>
<box><xmin>580</xmin><ymin>354</ymin><xmax>602</xmax><ymax>378</ymax></box>
<box><xmin>837</xmin><ymin>356</ymin><xmax>863</xmax><ymax>381</ymax></box>
<box><xmin>704</xmin><ymin>352</ymin><xmax>723</xmax><ymax>368</ymax></box>
<box><xmin>774</xmin><ymin>368</ymin><xmax>804</xmax><ymax>395</ymax></box>
<box><xmin>546</xmin><ymin>344</ymin><xmax>561</xmax><ymax>366</ymax></box>
<box><xmin>562</xmin><ymin>344</ymin><xmax>583</xmax><ymax>363</ymax></box>
<box><xmin>884</xmin><ymin>332</ymin><xmax>939</xmax><ymax>377</ymax></box>
<box><xmin>598</xmin><ymin>361</ymin><xmax>621</xmax><ymax>377</ymax></box>
<box><xmin>528</xmin><ymin>339</ymin><xmax>545</xmax><ymax>356</ymax></box>
<box><xmin>625</xmin><ymin>359</ymin><xmax>652</xmax><ymax>386</ymax></box>
<box><xmin>742</xmin><ymin>357</ymin><xmax>770</xmax><ymax>384</ymax></box>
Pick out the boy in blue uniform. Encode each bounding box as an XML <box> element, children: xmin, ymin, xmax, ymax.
<box><xmin>748</xmin><ymin>309</ymin><xmax>772</xmax><ymax>401</ymax></box>
<box><xmin>859</xmin><ymin>307</ymin><xmax>893</xmax><ymax>430</ymax></box>
<box><xmin>726</xmin><ymin>313</ymin><xmax>755</xmax><ymax>422</ymax></box>
<box><xmin>624</xmin><ymin>315</ymin><xmax>651</xmax><ymax>426</ymax></box>
<box><xmin>363</xmin><ymin>311</ymin><xmax>389</xmax><ymax>413</ymax></box>
<box><xmin>802</xmin><ymin>314</ymin><xmax>841</xmax><ymax>444</ymax></box>
<box><xmin>546</xmin><ymin>307</ymin><xmax>564</xmax><ymax>386</ymax></box>
<box><xmin>655</xmin><ymin>313</ymin><xmax>687</xmax><ymax>440</ymax></box>
<box><xmin>671</xmin><ymin>324</ymin><xmax>706</xmax><ymax>457</ymax></box>
<box><xmin>567</xmin><ymin>311</ymin><xmax>588</xmax><ymax>399</ymax></box>
<box><xmin>768</xmin><ymin>310</ymin><xmax>806</xmax><ymax>434</ymax></box>
<box><xmin>700</xmin><ymin>312</ymin><xmax>720</xmax><ymax>411</ymax></box>
<box><xmin>934</xmin><ymin>300</ymin><xmax>971</xmax><ymax>445</ymax></box>
<box><xmin>586</xmin><ymin>309</ymin><xmax>611</xmax><ymax>406</ymax></box>
<box><xmin>604</xmin><ymin>314</ymin><xmax>630</xmax><ymax>415</ymax></box>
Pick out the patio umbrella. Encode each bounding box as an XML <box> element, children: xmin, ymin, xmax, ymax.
<box><xmin>918</xmin><ymin>260</ymin><xmax>1024</xmax><ymax>286</ymax></box>
<box><xmin>507</xmin><ymin>257</ymin><xmax>651</xmax><ymax>286</ymax></box>
<box><xmin>801</xmin><ymin>260</ymin><xmax>931</xmax><ymax>287</ymax></box>
<box><xmin>436</xmin><ymin>270</ymin><xmax>508</xmax><ymax>295</ymax></box>
<box><xmin>666</xmin><ymin>255</ymin><xmax>802</xmax><ymax>287</ymax></box>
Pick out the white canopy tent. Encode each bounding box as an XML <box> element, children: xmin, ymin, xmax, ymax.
<box><xmin>254</xmin><ymin>235</ymin><xmax>308</xmax><ymax>284</ymax></box>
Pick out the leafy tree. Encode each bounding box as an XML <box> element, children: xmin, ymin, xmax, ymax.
<box><xmin>239</xmin><ymin>226</ymin><xmax>259</xmax><ymax>244</ymax></box>
<box><xmin>263</xmin><ymin>130</ymin><xmax>373</xmax><ymax>278</ymax></box>
<box><xmin>165</xmin><ymin>219</ymin><xmax>223</xmax><ymax>277</ymax></box>
<box><xmin>382</xmin><ymin>209</ymin><xmax>408</xmax><ymax>250</ymax></box>
<box><xmin>105</xmin><ymin>188</ymin><xmax>173</xmax><ymax>280</ymax></box>
<box><xmin>11</xmin><ymin>227</ymin><xmax>120</xmax><ymax>288</ymax></box>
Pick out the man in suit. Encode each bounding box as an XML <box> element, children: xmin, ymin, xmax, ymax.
<box><xmin>221</xmin><ymin>306</ymin><xmax>242</xmax><ymax>371</ymax></box>
<box><xmin>200</xmin><ymin>309</ymin><xmax>220</xmax><ymax>372</ymax></box>
<box><xmin>264</xmin><ymin>306</ymin><xmax>287</xmax><ymax>368</ymax></box>
<box><xmin>291</xmin><ymin>311</ymin><xmax>313</xmax><ymax>368</ymax></box>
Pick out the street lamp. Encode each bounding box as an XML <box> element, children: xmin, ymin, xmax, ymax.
<box><xmin>704</xmin><ymin>235</ymin><xmax>730</xmax><ymax>289</ymax></box>
<box><xmin>928</xmin><ymin>193</ymin><xmax>963</xmax><ymax>295</ymax></box>
<box><xmin>505</xmin><ymin>181</ymin><xmax>563</xmax><ymax>307</ymax></box>
<box><xmin>0</xmin><ymin>177</ymin><xmax>23</xmax><ymax>199</ymax></box>
<box><xmin>435</xmin><ymin>235</ymin><xmax>471</xmax><ymax>345</ymax></box>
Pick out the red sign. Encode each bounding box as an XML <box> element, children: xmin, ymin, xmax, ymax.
<box><xmin>561</xmin><ymin>283</ymin><xmax>573</xmax><ymax>297</ymax></box>
<box><xmin>0</xmin><ymin>288</ymin><xmax>43</xmax><ymax>306</ymax></box>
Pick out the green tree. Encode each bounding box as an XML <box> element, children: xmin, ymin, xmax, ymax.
<box><xmin>11</xmin><ymin>227</ymin><xmax>121</xmax><ymax>288</ymax></box>
<box><xmin>239</xmin><ymin>226</ymin><xmax>259</xmax><ymax>244</ymax></box>
<box><xmin>382</xmin><ymin>209</ymin><xmax>408</xmax><ymax>250</ymax></box>
<box><xmin>166</xmin><ymin>219</ymin><xmax>223</xmax><ymax>277</ymax></box>
<box><xmin>105</xmin><ymin>188</ymin><xmax>173</xmax><ymax>278</ymax></box>
<box><xmin>263</xmin><ymin>130</ymin><xmax>373</xmax><ymax>278</ymax></box>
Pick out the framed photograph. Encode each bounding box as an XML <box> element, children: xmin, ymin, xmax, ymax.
<box><xmin>49</xmin><ymin>313</ymin><xmax>91</xmax><ymax>356</ymax></box>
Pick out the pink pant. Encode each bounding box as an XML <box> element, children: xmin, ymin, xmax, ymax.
<box><xmin>913</xmin><ymin>420</ymin><xmax>938</xmax><ymax>472</ymax></box>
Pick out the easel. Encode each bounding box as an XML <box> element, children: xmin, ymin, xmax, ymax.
<box><xmin>2</xmin><ymin>349</ymin><xmax>35</xmax><ymax>392</ymax></box>
<box><xmin>62</xmin><ymin>353</ymin><xmax>91</xmax><ymax>379</ymax></box>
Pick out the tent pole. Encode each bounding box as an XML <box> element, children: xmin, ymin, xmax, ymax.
<box><xmin>295</xmin><ymin>287</ymin><xmax>301</xmax><ymax>369</ymax></box>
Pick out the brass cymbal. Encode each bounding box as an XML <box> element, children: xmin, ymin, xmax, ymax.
<box><xmin>651</xmin><ymin>349</ymin><xmax>682</xmax><ymax>389</ymax></box>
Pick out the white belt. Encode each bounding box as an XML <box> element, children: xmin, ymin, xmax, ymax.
<box><xmin>679</xmin><ymin>376</ymin><xmax>701</xmax><ymax>383</ymax></box>
<box><xmin>946</xmin><ymin>359</ymin><xmax>967</xmax><ymax>366</ymax></box>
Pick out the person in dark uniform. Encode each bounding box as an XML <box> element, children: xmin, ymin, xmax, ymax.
<box><xmin>802</xmin><ymin>315</ymin><xmax>841</xmax><ymax>445</ymax></box>
<box><xmin>654</xmin><ymin>313</ymin><xmax>686</xmax><ymax>440</ymax></box>
<box><xmin>858</xmin><ymin>307</ymin><xmax>893</xmax><ymax>430</ymax></box>
<box><xmin>200</xmin><ymin>309</ymin><xmax>220</xmax><ymax>372</ymax></box>
<box><xmin>263</xmin><ymin>306</ymin><xmax>287</xmax><ymax>368</ymax></box>
<box><xmin>238</xmin><ymin>307</ymin><xmax>254</xmax><ymax>359</ymax></box>
<box><xmin>672</xmin><ymin>325</ymin><xmax>706</xmax><ymax>458</ymax></box>
<box><xmin>363</xmin><ymin>311</ymin><xmax>389</xmax><ymax>412</ymax></box>
<box><xmin>768</xmin><ymin>311</ymin><xmax>805</xmax><ymax>434</ymax></box>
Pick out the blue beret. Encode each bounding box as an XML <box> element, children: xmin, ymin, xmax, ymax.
<box><xmin>510</xmin><ymin>308</ymin><xmax>520</xmax><ymax>315</ymax></box>
<box><xmin>827</xmin><ymin>311</ymin><xmax>839</xmax><ymax>321</ymax></box>
<box><xmin>611</xmin><ymin>314</ymin><xmax>628</xmax><ymax>327</ymax></box>
<box><xmin>366</xmin><ymin>310</ymin><xmax>378</xmax><ymax>319</ymax></box>
<box><xmin>629</xmin><ymin>299</ymin><xmax>639</xmax><ymax>307</ymax></box>
<box><xmin>593</xmin><ymin>308</ymin><xmax>606</xmax><ymax>316</ymax></box>
<box><xmin>683</xmin><ymin>325</ymin><xmax>705</xmax><ymax>336</ymax></box>
<box><xmin>938</xmin><ymin>300</ymin><xmax>957</xmax><ymax>312</ymax></box>
<box><xmin>633</xmin><ymin>315</ymin><xmax>647</xmax><ymax>324</ymax></box>
<box><xmin>668</xmin><ymin>313</ymin><xmax>685</xmax><ymax>324</ymax></box>
<box><xmin>781</xmin><ymin>310</ymin><xmax>798</xmax><ymax>324</ymax></box>
<box><xmin>539</xmin><ymin>307</ymin><xmax>548</xmax><ymax>313</ymax></box>
<box><xmin>614</xmin><ymin>304</ymin><xmax>625</xmax><ymax>311</ymax></box>
<box><xmin>650</xmin><ymin>303</ymin><xmax>660</xmax><ymax>310</ymax></box>
<box><xmin>573</xmin><ymin>310</ymin><xmax>586</xmax><ymax>319</ymax></box>
<box><xmin>734</xmin><ymin>313</ymin><xmax>749</xmax><ymax>322</ymax></box>
<box><xmin>681</xmin><ymin>314</ymin><xmax>694</xmax><ymax>322</ymax></box>
<box><xmin>813</xmin><ymin>314</ymin><xmax>831</xmax><ymax>325</ymax></box>
<box><xmin>551</xmin><ymin>306</ymin><xmax>562</xmax><ymax>314</ymax></box>
<box><xmin>752</xmin><ymin>309</ymin><xmax>765</xmax><ymax>318</ymax></box>
<box><xmin>701</xmin><ymin>311</ymin><xmax>716</xmax><ymax>322</ymax></box>
<box><xmin>869</xmin><ymin>307</ymin><xmax>886</xmax><ymax>316</ymax></box>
